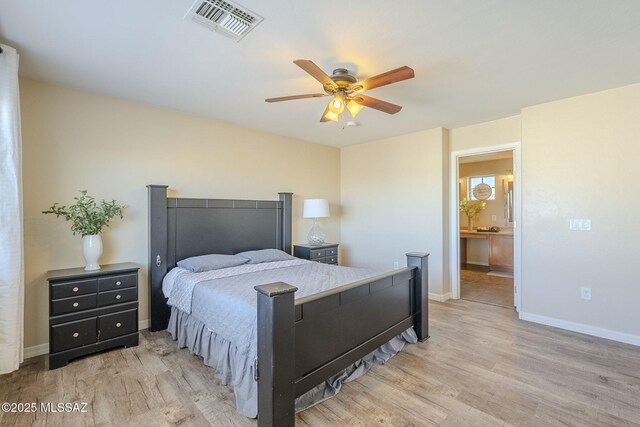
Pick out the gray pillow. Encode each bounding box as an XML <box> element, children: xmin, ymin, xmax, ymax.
<box><xmin>236</xmin><ymin>249</ymin><xmax>296</xmax><ymax>264</ymax></box>
<box><xmin>177</xmin><ymin>254</ymin><xmax>248</xmax><ymax>273</ymax></box>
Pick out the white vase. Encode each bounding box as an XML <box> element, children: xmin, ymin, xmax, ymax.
<box><xmin>82</xmin><ymin>234</ymin><xmax>103</xmax><ymax>271</ymax></box>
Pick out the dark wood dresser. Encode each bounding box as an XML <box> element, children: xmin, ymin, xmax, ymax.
<box><xmin>47</xmin><ymin>262</ymin><xmax>139</xmax><ymax>369</ymax></box>
<box><xmin>293</xmin><ymin>243</ymin><xmax>339</xmax><ymax>265</ymax></box>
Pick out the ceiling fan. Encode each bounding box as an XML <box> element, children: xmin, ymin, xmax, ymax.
<box><xmin>265</xmin><ymin>60</ymin><xmax>415</xmax><ymax>122</ymax></box>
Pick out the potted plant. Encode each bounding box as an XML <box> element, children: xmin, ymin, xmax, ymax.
<box><xmin>43</xmin><ymin>190</ymin><xmax>126</xmax><ymax>271</ymax></box>
<box><xmin>459</xmin><ymin>198</ymin><xmax>486</xmax><ymax>231</ymax></box>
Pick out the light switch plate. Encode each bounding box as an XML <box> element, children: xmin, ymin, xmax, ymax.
<box><xmin>570</xmin><ymin>219</ymin><xmax>591</xmax><ymax>231</ymax></box>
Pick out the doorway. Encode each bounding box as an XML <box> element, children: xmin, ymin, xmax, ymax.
<box><xmin>449</xmin><ymin>143</ymin><xmax>522</xmax><ymax>313</ymax></box>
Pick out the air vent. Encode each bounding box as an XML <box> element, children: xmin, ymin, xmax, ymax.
<box><xmin>185</xmin><ymin>0</ymin><xmax>263</xmax><ymax>42</ymax></box>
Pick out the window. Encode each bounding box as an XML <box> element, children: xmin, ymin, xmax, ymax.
<box><xmin>468</xmin><ymin>175</ymin><xmax>496</xmax><ymax>200</ymax></box>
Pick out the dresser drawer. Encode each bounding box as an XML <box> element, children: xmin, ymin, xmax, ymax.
<box><xmin>326</xmin><ymin>256</ymin><xmax>338</xmax><ymax>264</ymax></box>
<box><xmin>51</xmin><ymin>279</ymin><xmax>97</xmax><ymax>299</ymax></box>
<box><xmin>51</xmin><ymin>294</ymin><xmax>97</xmax><ymax>316</ymax></box>
<box><xmin>98</xmin><ymin>273</ymin><xmax>137</xmax><ymax>292</ymax></box>
<box><xmin>98</xmin><ymin>309</ymin><xmax>137</xmax><ymax>341</ymax></box>
<box><xmin>326</xmin><ymin>247</ymin><xmax>338</xmax><ymax>256</ymax></box>
<box><xmin>51</xmin><ymin>317</ymin><xmax>97</xmax><ymax>353</ymax></box>
<box><xmin>98</xmin><ymin>287</ymin><xmax>137</xmax><ymax>307</ymax></box>
<box><xmin>310</xmin><ymin>249</ymin><xmax>326</xmax><ymax>259</ymax></box>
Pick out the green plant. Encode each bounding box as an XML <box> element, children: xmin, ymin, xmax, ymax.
<box><xmin>459</xmin><ymin>198</ymin><xmax>486</xmax><ymax>219</ymax></box>
<box><xmin>43</xmin><ymin>190</ymin><xmax>126</xmax><ymax>236</ymax></box>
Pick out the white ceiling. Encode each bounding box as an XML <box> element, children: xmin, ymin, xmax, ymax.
<box><xmin>2</xmin><ymin>0</ymin><xmax>640</xmax><ymax>147</ymax></box>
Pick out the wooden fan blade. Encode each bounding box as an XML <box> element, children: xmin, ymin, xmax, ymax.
<box><xmin>265</xmin><ymin>93</ymin><xmax>328</xmax><ymax>103</ymax></box>
<box><xmin>294</xmin><ymin>59</ymin><xmax>338</xmax><ymax>91</ymax></box>
<box><xmin>353</xmin><ymin>95</ymin><xmax>402</xmax><ymax>114</ymax></box>
<box><xmin>350</xmin><ymin>66</ymin><xmax>414</xmax><ymax>92</ymax></box>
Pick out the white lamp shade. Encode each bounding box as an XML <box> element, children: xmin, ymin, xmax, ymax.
<box><xmin>303</xmin><ymin>199</ymin><xmax>330</xmax><ymax>218</ymax></box>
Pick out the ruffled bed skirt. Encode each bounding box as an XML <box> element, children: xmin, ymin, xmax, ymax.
<box><xmin>168</xmin><ymin>306</ymin><xmax>417</xmax><ymax>418</ymax></box>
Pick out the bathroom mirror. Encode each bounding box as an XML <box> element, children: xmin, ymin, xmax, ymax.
<box><xmin>504</xmin><ymin>179</ymin><xmax>514</xmax><ymax>223</ymax></box>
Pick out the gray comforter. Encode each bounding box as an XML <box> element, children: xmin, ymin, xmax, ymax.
<box><xmin>170</xmin><ymin>260</ymin><xmax>381</xmax><ymax>359</ymax></box>
<box><xmin>165</xmin><ymin>260</ymin><xmax>417</xmax><ymax>417</ymax></box>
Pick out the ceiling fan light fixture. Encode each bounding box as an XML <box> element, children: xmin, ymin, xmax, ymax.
<box><xmin>265</xmin><ymin>60</ymin><xmax>415</xmax><ymax>123</ymax></box>
<box><xmin>328</xmin><ymin>93</ymin><xmax>345</xmax><ymax>114</ymax></box>
<box><xmin>323</xmin><ymin>109</ymin><xmax>339</xmax><ymax>122</ymax></box>
<box><xmin>346</xmin><ymin>99</ymin><xmax>364</xmax><ymax>118</ymax></box>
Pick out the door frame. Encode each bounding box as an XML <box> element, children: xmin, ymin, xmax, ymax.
<box><xmin>449</xmin><ymin>142</ymin><xmax>522</xmax><ymax>314</ymax></box>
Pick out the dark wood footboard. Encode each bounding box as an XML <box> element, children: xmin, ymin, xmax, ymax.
<box><xmin>255</xmin><ymin>252</ymin><xmax>429</xmax><ymax>427</ymax></box>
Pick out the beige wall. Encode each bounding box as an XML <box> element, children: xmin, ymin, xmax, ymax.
<box><xmin>340</xmin><ymin>128</ymin><xmax>450</xmax><ymax>297</ymax></box>
<box><xmin>20</xmin><ymin>78</ymin><xmax>341</xmax><ymax>348</ymax></box>
<box><xmin>520</xmin><ymin>83</ymin><xmax>640</xmax><ymax>336</ymax></box>
<box><xmin>450</xmin><ymin>115</ymin><xmax>521</xmax><ymax>151</ymax></box>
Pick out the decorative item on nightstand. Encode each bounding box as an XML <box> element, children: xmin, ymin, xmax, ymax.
<box><xmin>303</xmin><ymin>198</ymin><xmax>330</xmax><ymax>246</ymax></box>
<box><xmin>43</xmin><ymin>191</ymin><xmax>126</xmax><ymax>271</ymax></box>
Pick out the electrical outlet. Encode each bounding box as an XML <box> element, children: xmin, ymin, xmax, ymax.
<box><xmin>491</xmin><ymin>215</ymin><xmax>497</xmax><ymax>222</ymax></box>
<box><xmin>580</xmin><ymin>287</ymin><xmax>591</xmax><ymax>300</ymax></box>
<box><xmin>393</xmin><ymin>261</ymin><xmax>399</xmax><ymax>269</ymax></box>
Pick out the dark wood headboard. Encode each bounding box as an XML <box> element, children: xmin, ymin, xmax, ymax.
<box><xmin>147</xmin><ymin>185</ymin><xmax>293</xmax><ymax>331</ymax></box>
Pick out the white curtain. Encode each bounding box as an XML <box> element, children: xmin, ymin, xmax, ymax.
<box><xmin>0</xmin><ymin>44</ymin><xmax>24</xmax><ymax>374</ymax></box>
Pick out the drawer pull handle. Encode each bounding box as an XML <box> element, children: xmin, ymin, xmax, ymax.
<box><xmin>116</xmin><ymin>294</ymin><xmax>121</xmax><ymax>300</ymax></box>
<box><xmin>73</xmin><ymin>287</ymin><xmax>79</xmax><ymax>292</ymax></box>
<box><xmin>73</xmin><ymin>332</ymin><xmax>79</xmax><ymax>338</ymax></box>
<box><xmin>116</xmin><ymin>322</ymin><xmax>122</xmax><ymax>328</ymax></box>
<box><xmin>115</xmin><ymin>281</ymin><xmax>122</xmax><ymax>286</ymax></box>
<box><xmin>73</xmin><ymin>302</ymin><xmax>79</xmax><ymax>308</ymax></box>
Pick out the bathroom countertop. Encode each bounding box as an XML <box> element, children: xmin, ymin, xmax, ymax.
<box><xmin>460</xmin><ymin>229</ymin><xmax>514</xmax><ymax>236</ymax></box>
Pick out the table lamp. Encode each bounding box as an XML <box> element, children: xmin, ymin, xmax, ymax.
<box><xmin>303</xmin><ymin>199</ymin><xmax>330</xmax><ymax>246</ymax></box>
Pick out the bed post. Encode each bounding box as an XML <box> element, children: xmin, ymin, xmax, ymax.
<box><xmin>279</xmin><ymin>192</ymin><xmax>293</xmax><ymax>254</ymax></box>
<box><xmin>255</xmin><ymin>282</ymin><xmax>298</xmax><ymax>427</ymax></box>
<box><xmin>148</xmin><ymin>185</ymin><xmax>169</xmax><ymax>332</ymax></box>
<box><xmin>406</xmin><ymin>252</ymin><xmax>430</xmax><ymax>342</ymax></box>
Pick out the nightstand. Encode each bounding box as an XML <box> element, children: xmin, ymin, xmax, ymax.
<box><xmin>47</xmin><ymin>262</ymin><xmax>140</xmax><ymax>369</ymax></box>
<box><xmin>294</xmin><ymin>243</ymin><xmax>339</xmax><ymax>265</ymax></box>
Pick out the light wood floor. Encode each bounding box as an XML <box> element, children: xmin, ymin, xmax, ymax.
<box><xmin>460</xmin><ymin>265</ymin><xmax>514</xmax><ymax>308</ymax></box>
<box><xmin>2</xmin><ymin>300</ymin><xmax>639</xmax><ymax>426</ymax></box>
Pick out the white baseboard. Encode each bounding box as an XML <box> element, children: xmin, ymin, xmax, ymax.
<box><xmin>429</xmin><ymin>292</ymin><xmax>451</xmax><ymax>302</ymax></box>
<box><xmin>23</xmin><ymin>319</ymin><xmax>152</xmax><ymax>359</ymax></box>
<box><xmin>23</xmin><ymin>343</ymin><xmax>49</xmax><ymax>359</ymax></box>
<box><xmin>520</xmin><ymin>312</ymin><xmax>640</xmax><ymax>347</ymax></box>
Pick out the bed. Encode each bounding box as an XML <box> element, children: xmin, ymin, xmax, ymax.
<box><xmin>147</xmin><ymin>185</ymin><xmax>429</xmax><ymax>426</ymax></box>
